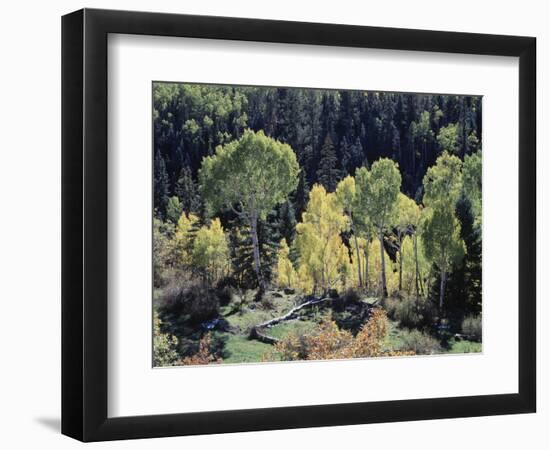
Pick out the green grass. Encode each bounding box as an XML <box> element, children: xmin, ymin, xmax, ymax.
<box><xmin>264</xmin><ymin>319</ymin><xmax>318</xmax><ymax>340</ymax></box>
<box><xmin>222</xmin><ymin>290</ymin><xmax>300</xmax><ymax>334</ymax></box>
<box><xmin>381</xmin><ymin>320</ymin><xmax>406</xmax><ymax>352</ymax></box>
<box><xmin>382</xmin><ymin>321</ymin><xmax>482</xmax><ymax>355</ymax></box>
<box><xmin>215</xmin><ymin>333</ymin><xmax>273</xmax><ymax>364</ymax></box>
<box><xmin>217</xmin><ymin>292</ymin><xmax>318</xmax><ymax>364</ymax></box>
<box><xmin>223</xmin><ymin>308</ymin><xmax>273</xmax><ymax>333</ymax></box>
<box><xmin>448</xmin><ymin>338</ymin><xmax>482</xmax><ymax>354</ymax></box>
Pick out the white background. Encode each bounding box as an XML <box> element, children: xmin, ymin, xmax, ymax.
<box><xmin>109</xmin><ymin>35</ymin><xmax>518</xmax><ymax>417</ymax></box>
<box><xmin>0</xmin><ymin>0</ymin><xmax>547</xmax><ymax>448</ymax></box>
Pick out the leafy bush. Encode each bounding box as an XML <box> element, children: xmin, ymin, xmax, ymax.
<box><xmin>394</xmin><ymin>297</ymin><xmax>421</xmax><ymax>328</ymax></box>
<box><xmin>383</xmin><ymin>296</ymin><xmax>436</xmax><ymax>330</ymax></box>
<box><xmin>159</xmin><ymin>281</ymin><xmax>220</xmax><ymax>328</ymax></box>
<box><xmin>381</xmin><ymin>297</ymin><xmax>399</xmax><ymax>319</ymax></box>
<box><xmin>396</xmin><ymin>329</ymin><xmax>442</xmax><ymax>355</ymax></box>
<box><xmin>216</xmin><ymin>285</ymin><xmax>234</xmax><ymax>307</ymax></box>
<box><xmin>179</xmin><ymin>333</ymin><xmax>220</xmax><ymax>365</ymax></box>
<box><xmin>462</xmin><ymin>315</ymin><xmax>482</xmax><ymax>342</ymax></box>
<box><xmin>341</xmin><ymin>288</ymin><xmax>361</xmax><ymax>304</ymax></box>
<box><xmin>266</xmin><ymin>309</ymin><xmax>412</xmax><ymax>361</ymax></box>
<box><xmin>153</xmin><ymin>312</ymin><xmax>179</xmax><ymax>366</ymax></box>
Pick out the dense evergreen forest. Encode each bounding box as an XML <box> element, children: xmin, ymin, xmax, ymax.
<box><xmin>153</xmin><ymin>83</ymin><xmax>482</xmax><ymax>366</ymax></box>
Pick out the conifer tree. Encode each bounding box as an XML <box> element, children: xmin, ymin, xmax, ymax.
<box><xmin>316</xmin><ymin>135</ymin><xmax>341</xmax><ymax>192</ymax></box>
<box><xmin>175</xmin><ymin>165</ymin><xmax>200</xmax><ymax>213</ymax></box>
<box><xmin>166</xmin><ymin>196</ymin><xmax>182</xmax><ymax>224</ymax></box>
<box><xmin>293</xmin><ymin>171</ymin><xmax>310</xmax><ymax>221</ymax></box>
<box><xmin>154</xmin><ymin>150</ymin><xmax>169</xmax><ymax>216</ymax></box>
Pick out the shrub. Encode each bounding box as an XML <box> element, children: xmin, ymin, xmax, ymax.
<box><xmin>179</xmin><ymin>333</ymin><xmax>220</xmax><ymax>365</ymax></box>
<box><xmin>462</xmin><ymin>315</ymin><xmax>482</xmax><ymax>342</ymax></box>
<box><xmin>216</xmin><ymin>285</ymin><xmax>234</xmax><ymax>307</ymax></box>
<box><xmin>266</xmin><ymin>309</ymin><xmax>412</xmax><ymax>361</ymax></box>
<box><xmin>153</xmin><ymin>312</ymin><xmax>179</xmax><ymax>367</ymax></box>
<box><xmin>384</xmin><ymin>296</ymin><xmax>436</xmax><ymax>330</ymax></box>
<box><xmin>341</xmin><ymin>288</ymin><xmax>361</xmax><ymax>304</ymax></box>
<box><xmin>394</xmin><ymin>297</ymin><xmax>421</xmax><ymax>328</ymax></box>
<box><xmin>159</xmin><ymin>281</ymin><xmax>220</xmax><ymax>328</ymax></box>
<box><xmin>397</xmin><ymin>329</ymin><xmax>442</xmax><ymax>355</ymax></box>
<box><xmin>381</xmin><ymin>297</ymin><xmax>399</xmax><ymax>319</ymax></box>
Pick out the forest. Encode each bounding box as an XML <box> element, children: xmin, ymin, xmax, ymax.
<box><xmin>152</xmin><ymin>82</ymin><xmax>482</xmax><ymax>366</ymax></box>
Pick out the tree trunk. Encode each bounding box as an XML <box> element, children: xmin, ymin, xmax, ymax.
<box><xmin>379</xmin><ymin>231</ymin><xmax>388</xmax><ymax>298</ymax></box>
<box><xmin>439</xmin><ymin>270</ymin><xmax>447</xmax><ymax>310</ymax></box>
<box><xmin>398</xmin><ymin>234</ymin><xmax>403</xmax><ymax>292</ymax></box>
<box><xmin>414</xmin><ymin>233</ymin><xmax>420</xmax><ymax>297</ymax></box>
<box><xmin>249</xmin><ymin>212</ymin><xmax>266</xmax><ymax>292</ymax></box>
<box><xmin>364</xmin><ymin>243</ymin><xmax>369</xmax><ymax>291</ymax></box>
<box><xmin>352</xmin><ymin>224</ymin><xmax>363</xmax><ymax>287</ymax></box>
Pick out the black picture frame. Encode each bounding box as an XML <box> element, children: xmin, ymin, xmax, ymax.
<box><xmin>62</xmin><ymin>8</ymin><xmax>536</xmax><ymax>442</ymax></box>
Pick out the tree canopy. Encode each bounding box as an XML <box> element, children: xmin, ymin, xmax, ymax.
<box><xmin>153</xmin><ymin>82</ymin><xmax>483</xmax><ymax>367</ymax></box>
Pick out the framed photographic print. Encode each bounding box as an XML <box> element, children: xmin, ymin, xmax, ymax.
<box><xmin>62</xmin><ymin>8</ymin><xmax>536</xmax><ymax>442</ymax></box>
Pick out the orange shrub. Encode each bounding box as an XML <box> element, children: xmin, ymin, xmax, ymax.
<box><xmin>179</xmin><ymin>333</ymin><xmax>221</xmax><ymax>365</ymax></box>
<box><xmin>267</xmin><ymin>309</ymin><xmax>413</xmax><ymax>361</ymax></box>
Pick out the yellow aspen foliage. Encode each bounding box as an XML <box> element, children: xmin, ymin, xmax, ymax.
<box><xmin>173</xmin><ymin>212</ymin><xmax>199</xmax><ymax>266</ymax></box>
<box><xmin>276</xmin><ymin>238</ymin><xmax>297</xmax><ymax>288</ymax></box>
<box><xmin>366</xmin><ymin>238</ymin><xmax>398</xmax><ymax>296</ymax></box>
<box><xmin>336</xmin><ymin>241</ymin><xmax>354</xmax><ymax>290</ymax></box>
<box><xmin>348</xmin><ymin>236</ymin><xmax>369</xmax><ymax>289</ymax></box>
<box><xmin>191</xmin><ymin>218</ymin><xmax>230</xmax><ymax>284</ymax></box>
<box><xmin>295</xmin><ymin>185</ymin><xmax>350</xmax><ymax>295</ymax></box>
<box><xmin>400</xmin><ymin>235</ymin><xmax>429</xmax><ymax>295</ymax></box>
<box><xmin>296</xmin><ymin>264</ymin><xmax>315</xmax><ymax>294</ymax></box>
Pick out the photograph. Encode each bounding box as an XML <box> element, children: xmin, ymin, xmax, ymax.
<box><xmin>152</xmin><ymin>82</ymin><xmax>483</xmax><ymax>366</ymax></box>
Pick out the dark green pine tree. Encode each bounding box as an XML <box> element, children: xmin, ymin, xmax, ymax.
<box><xmin>293</xmin><ymin>170</ymin><xmax>310</xmax><ymax>222</ymax></box>
<box><xmin>154</xmin><ymin>150</ymin><xmax>169</xmax><ymax>217</ymax></box>
<box><xmin>228</xmin><ymin>211</ymin><xmax>281</xmax><ymax>290</ymax></box>
<box><xmin>278</xmin><ymin>200</ymin><xmax>296</xmax><ymax>246</ymax></box>
<box><xmin>446</xmin><ymin>192</ymin><xmax>482</xmax><ymax>317</ymax></box>
<box><xmin>228</xmin><ymin>217</ymin><xmax>256</xmax><ymax>289</ymax></box>
<box><xmin>457</xmin><ymin>193</ymin><xmax>482</xmax><ymax>314</ymax></box>
<box><xmin>341</xmin><ymin>136</ymin><xmax>364</xmax><ymax>175</ymax></box>
<box><xmin>316</xmin><ymin>135</ymin><xmax>341</xmax><ymax>192</ymax></box>
<box><xmin>175</xmin><ymin>165</ymin><xmax>201</xmax><ymax>213</ymax></box>
<box><xmin>258</xmin><ymin>211</ymin><xmax>281</xmax><ymax>285</ymax></box>
<box><xmin>300</xmin><ymin>90</ymin><xmax>322</xmax><ymax>182</ymax></box>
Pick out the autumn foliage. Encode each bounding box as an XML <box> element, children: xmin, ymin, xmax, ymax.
<box><xmin>179</xmin><ymin>333</ymin><xmax>220</xmax><ymax>366</ymax></box>
<box><xmin>266</xmin><ymin>309</ymin><xmax>413</xmax><ymax>362</ymax></box>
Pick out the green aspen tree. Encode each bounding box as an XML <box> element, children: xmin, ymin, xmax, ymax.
<box><xmin>355</xmin><ymin>159</ymin><xmax>401</xmax><ymax>298</ymax></box>
<box><xmin>199</xmin><ymin>130</ymin><xmax>299</xmax><ymax>291</ymax></box>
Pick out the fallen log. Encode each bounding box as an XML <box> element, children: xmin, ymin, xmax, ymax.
<box><xmin>255</xmin><ymin>297</ymin><xmax>332</xmax><ymax>329</ymax></box>
<box><xmin>249</xmin><ymin>327</ymin><xmax>279</xmax><ymax>344</ymax></box>
<box><xmin>249</xmin><ymin>297</ymin><xmax>333</xmax><ymax>343</ymax></box>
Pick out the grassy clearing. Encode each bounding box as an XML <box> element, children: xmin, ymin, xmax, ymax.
<box><xmin>223</xmin><ymin>308</ymin><xmax>273</xmax><ymax>333</ymax></box>
<box><xmin>264</xmin><ymin>319</ymin><xmax>318</xmax><ymax>340</ymax></box>
<box><xmin>381</xmin><ymin>320</ymin><xmax>406</xmax><ymax>352</ymax></box>
<box><xmin>448</xmin><ymin>338</ymin><xmax>482</xmax><ymax>354</ymax></box>
<box><xmin>221</xmin><ymin>291</ymin><xmax>299</xmax><ymax>334</ymax></box>
<box><xmin>213</xmin><ymin>291</ymin><xmax>308</xmax><ymax>364</ymax></box>
<box><xmin>214</xmin><ymin>333</ymin><xmax>273</xmax><ymax>364</ymax></box>
<box><xmin>382</xmin><ymin>320</ymin><xmax>482</xmax><ymax>355</ymax></box>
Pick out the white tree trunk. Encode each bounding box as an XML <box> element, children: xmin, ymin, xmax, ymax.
<box><xmin>439</xmin><ymin>270</ymin><xmax>447</xmax><ymax>310</ymax></box>
<box><xmin>249</xmin><ymin>212</ymin><xmax>265</xmax><ymax>292</ymax></box>
<box><xmin>414</xmin><ymin>233</ymin><xmax>420</xmax><ymax>297</ymax></box>
<box><xmin>379</xmin><ymin>231</ymin><xmax>388</xmax><ymax>298</ymax></box>
<box><xmin>353</xmin><ymin>231</ymin><xmax>363</xmax><ymax>287</ymax></box>
<box><xmin>398</xmin><ymin>234</ymin><xmax>403</xmax><ymax>292</ymax></box>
